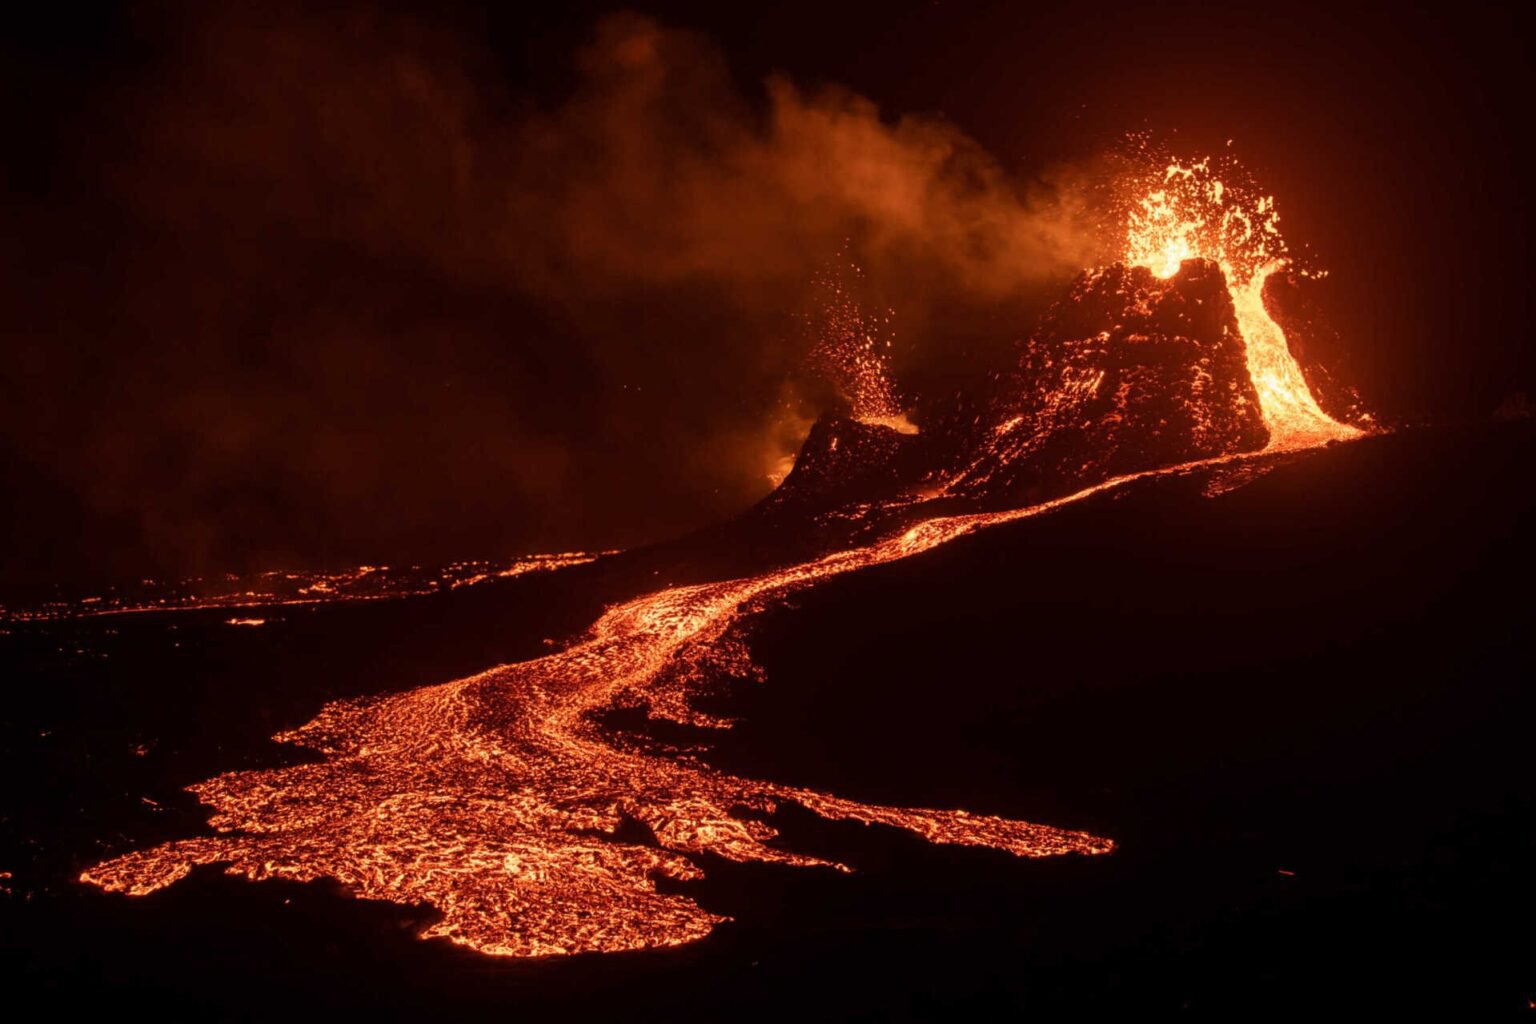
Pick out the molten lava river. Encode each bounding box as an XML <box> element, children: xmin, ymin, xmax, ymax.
<box><xmin>80</xmin><ymin>158</ymin><xmax>1363</xmax><ymax>958</ymax></box>
<box><xmin>80</xmin><ymin>493</ymin><xmax>1128</xmax><ymax>956</ymax></box>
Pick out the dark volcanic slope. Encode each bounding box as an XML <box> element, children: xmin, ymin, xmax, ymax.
<box><xmin>947</xmin><ymin>259</ymin><xmax>1267</xmax><ymax>499</ymax></box>
<box><xmin>755</xmin><ymin>415</ymin><xmax>920</xmax><ymax>517</ymax></box>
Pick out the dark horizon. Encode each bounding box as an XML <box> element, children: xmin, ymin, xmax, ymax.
<box><xmin>4</xmin><ymin>1</ymin><xmax>1531</xmax><ymax>587</ymax></box>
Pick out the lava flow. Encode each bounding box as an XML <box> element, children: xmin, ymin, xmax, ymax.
<box><xmin>1</xmin><ymin>552</ymin><xmax>607</xmax><ymax>624</ymax></box>
<box><xmin>81</xmin><ymin>487</ymin><xmax>1123</xmax><ymax>956</ymax></box>
<box><xmin>81</xmin><ymin>156</ymin><xmax>1366</xmax><ymax>958</ymax></box>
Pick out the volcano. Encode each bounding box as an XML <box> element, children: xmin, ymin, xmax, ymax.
<box><xmin>3</xmin><ymin>219</ymin><xmax>1454</xmax><ymax>964</ymax></box>
<box><xmin>18</xmin><ymin>227</ymin><xmax>1403</xmax><ymax>960</ymax></box>
<box><xmin>765</xmin><ymin>258</ymin><xmax>1272</xmax><ymax>526</ymax></box>
<box><xmin>2</xmin><ymin>144</ymin><xmax>1530</xmax><ymax>1017</ymax></box>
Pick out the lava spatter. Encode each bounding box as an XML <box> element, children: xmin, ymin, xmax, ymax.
<box><xmin>807</xmin><ymin>255</ymin><xmax>916</xmax><ymax>435</ymax></box>
<box><xmin>1121</xmin><ymin>155</ymin><xmax>1360</xmax><ymax>449</ymax></box>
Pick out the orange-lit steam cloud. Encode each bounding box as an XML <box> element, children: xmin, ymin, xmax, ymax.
<box><xmin>513</xmin><ymin>15</ymin><xmax>1091</xmax><ymax>296</ymax></box>
<box><xmin>1</xmin><ymin>5</ymin><xmax>1094</xmax><ymax>583</ymax></box>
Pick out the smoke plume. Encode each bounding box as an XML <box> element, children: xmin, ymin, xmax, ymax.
<box><xmin>1</xmin><ymin>5</ymin><xmax>1093</xmax><ymax>584</ymax></box>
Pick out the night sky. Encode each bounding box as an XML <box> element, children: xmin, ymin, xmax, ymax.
<box><xmin>3</xmin><ymin>1</ymin><xmax>1530</xmax><ymax>586</ymax></box>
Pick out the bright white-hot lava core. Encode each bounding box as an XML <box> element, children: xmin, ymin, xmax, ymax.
<box><xmin>1123</xmin><ymin>157</ymin><xmax>1360</xmax><ymax>449</ymax></box>
<box><xmin>81</xmin><ymin>157</ymin><xmax>1364</xmax><ymax>958</ymax></box>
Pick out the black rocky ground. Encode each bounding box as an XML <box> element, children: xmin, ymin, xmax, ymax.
<box><xmin>2</xmin><ymin>419</ymin><xmax>1532</xmax><ymax>1017</ymax></box>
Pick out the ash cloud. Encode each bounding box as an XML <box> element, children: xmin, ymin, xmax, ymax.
<box><xmin>1</xmin><ymin>5</ymin><xmax>1093</xmax><ymax>584</ymax></box>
